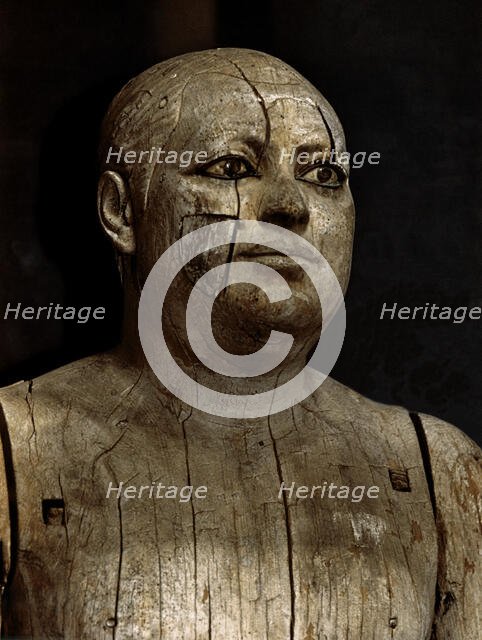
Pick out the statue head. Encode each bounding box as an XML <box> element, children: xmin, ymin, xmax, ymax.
<box><xmin>97</xmin><ymin>48</ymin><xmax>355</xmax><ymax>376</ymax></box>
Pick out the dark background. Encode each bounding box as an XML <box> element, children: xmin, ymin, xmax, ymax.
<box><xmin>1</xmin><ymin>1</ymin><xmax>480</xmax><ymax>443</ymax></box>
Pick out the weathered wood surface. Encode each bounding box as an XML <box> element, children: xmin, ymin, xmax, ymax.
<box><xmin>0</xmin><ymin>47</ymin><xmax>480</xmax><ymax>639</ymax></box>
<box><xmin>0</xmin><ymin>351</ymin><xmax>477</xmax><ymax>638</ymax></box>
<box><xmin>0</xmin><ymin>396</ymin><xmax>11</xmax><ymax>634</ymax></box>
<box><xmin>420</xmin><ymin>414</ymin><xmax>482</xmax><ymax>638</ymax></box>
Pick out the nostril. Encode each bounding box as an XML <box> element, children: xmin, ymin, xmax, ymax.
<box><xmin>265</xmin><ymin>212</ymin><xmax>292</xmax><ymax>228</ymax></box>
<box><xmin>261</xmin><ymin>209</ymin><xmax>309</xmax><ymax>229</ymax></box>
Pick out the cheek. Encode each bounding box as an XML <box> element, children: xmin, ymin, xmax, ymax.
<box><xmin>138</xmin><ymin>171</ymin><xmax>247</xmax><ymax>286</ymax></box>
<box><xmin>176</xmin><ymin>175</ymin><xmax>241</xmax><ymax>220</ymax></box>
<box><xmin>309</xmin><ymin>192</ymin><xmax>355</xmax><ymax>289</ymax></box>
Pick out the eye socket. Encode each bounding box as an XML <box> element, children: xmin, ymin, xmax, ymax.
<box><xmin>200</xmin><ymin>156</ymin><xmax>257</xmax><ymax>180</ymax></box>
<box><xmin>298</xmin><ymin>164</ymin><xmax>345</xmax><ymax>189</ymax></box>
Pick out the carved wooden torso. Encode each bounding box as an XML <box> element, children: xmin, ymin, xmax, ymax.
<box><xmin>0</xmin><ymin>354</ymin><xmax>438</xmax><ymax>639</ymax></box>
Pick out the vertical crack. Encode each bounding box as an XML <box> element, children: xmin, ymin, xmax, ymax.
<box><xmin>218</xmin><ymin>55</ymin><xmax>271</xmax><ymax>172</ymax></box>
<box><xmin>410</xmin><ymin>410</ymin><xmax>441</xmax><ymax>634</ymax></box>
<box><xmin>207</xmin><ymin>572</ymin><xmax>212</xmax><ymax>640</ymax></box>
<box><xmin>316</xmin><ymin>106</ymin><xmax>335</xmax><ymax>154</ymax></box>
<box><xmin>0</xmin><ymin>402</ymin><xmax>16</xmax><ymax>630</ymax></box>
<box><xmin>409</xmin><ymin>412</ymin><xmax>437</xmax><ymax>518</ymax></box>
<box><xmin>180</xmin><ymin>408</ymin><xmax>197</xmax><ymax>639</ymax></box>
<box><xmin>148</xmin><ymin>462</ymin><xmax>163</xmax><ymax>639</ymax></box>
<box><xmin>267</xmin><ymin>415</ymin><xmax>295</xmax><ymax>639</ymax></box>
<box><xmin>221</xmin><ymin>180</ymin><xmax>241</xmax><ymax>293</ymax></box>
<box><xmin>57</xmin><ymin>473</ymin><xmax>69</xmax><ymax>548</ymax></box>
<box><xmin>25</xmin><ymin>380</ymin><xmax>39</xmax><ymax>464</ymax></box>
<box><xmin>231</xmin><ymin>505</ymin><xmax>244</xmax><ymax>634</ymax></box>
<box><xmin>112</xmin><ymin>489</ymin><xmax>124</xmax><ymax>640</ymax></box>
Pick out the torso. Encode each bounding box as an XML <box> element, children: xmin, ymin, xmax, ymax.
<box><xmin>0</xmin><ymin>353</ymin><xmax>438</xmax><ymax>639</ymax></box>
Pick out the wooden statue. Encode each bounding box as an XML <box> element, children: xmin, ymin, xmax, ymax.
<box><xmin>0</xmin><ymin>48</ymin><xmax>480</xmax><ymax>639</ymax></box>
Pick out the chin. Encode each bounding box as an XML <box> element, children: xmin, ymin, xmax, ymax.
<box><xmin>223</xmin><ymin>289</ymin><xmax>321</xmax><ymax>337</ymax></box>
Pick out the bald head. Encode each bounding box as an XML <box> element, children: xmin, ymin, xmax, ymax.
<box><xmin>99</xmin><ymin>48</ymin><xmax>346</xmax><ymax>209</ymax></box>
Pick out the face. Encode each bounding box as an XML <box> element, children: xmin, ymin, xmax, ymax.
<box><xmin>135</xmin><ymin>65</ymin><xmax>355</xmax><ymax>354</ymax></box>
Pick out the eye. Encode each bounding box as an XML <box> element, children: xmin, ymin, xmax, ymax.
<box><xmin>298</xmin><ymin>164</ymin><xmax>345</xmax><ymax>188</ymax></box>
<box><xmin>200</xmin><ymin>156</ymin><xmax>257</xmax><ymax>180</ymax></box>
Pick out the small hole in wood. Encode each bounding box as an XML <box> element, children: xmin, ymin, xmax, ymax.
<box><xmin>389</xmin><ymin>468</ymin><xmax>411</xmax><ymax>492</ymax></box>
<box><xmin>42</xmin><ymin>498</ymin><xmax>65</xmax><ymax>525</ymax></box>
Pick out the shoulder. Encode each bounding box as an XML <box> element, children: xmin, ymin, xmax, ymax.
<box><xmin>317</xmin><ymin>379</ymin><xmax>481</xmax><ymax>634</ymax></box>
<box><xmin>0</xmin><ymin>351</ymin><xmax>150</xmax><ymax>483</ymax></box>
<box><xmin>417</xmin><ymin>411</ymin><xmax>481</xmax><ymax>467</ymax></box>
<box><xmin>0</xmin><ymin>351</ymin><xmax>147</xmax><ymax>580</ymax></box>
<box><xmin>319</xmin><ymin>379</ymin><xmax>481</xmax><ymax>520</ymax></box>
<box><xmin>416</xmin><ymin>413</ymin><xmax>481</xmax><ymax>539</ymax></box>
<box><xmin>311</xmin><ymin>376</ymin><xmax>421</xmax><ymax>438</ymax></box>
<box><xmin>0</xmin><ymin>350</ymin><xmax>142</xmax><ymax>426</ymax></box>
<box><xmin>312</xmin><ymin>375</ymin><xmax>409</xmax><ymax>419</ymax></box>
<box><xmin>413</xmin><ymin>413</ymin><xmax>481</xmax><ymax>637</ymax></box>
<box><xmin>0</xmin><ymin>351</ymin><xmax>146</xmax><ymax>488</ymax></box>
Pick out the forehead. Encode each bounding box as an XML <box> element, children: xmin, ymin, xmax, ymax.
<box><xmin>165</xmin><ymin>70</ymin><xmax>335</xmax><ymax>151</ymax></box>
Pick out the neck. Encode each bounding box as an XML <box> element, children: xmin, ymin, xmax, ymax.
<box><xmin>117</xmin><ymin>278</ymin><xmax>315</xmax><ymax>402</ymax></box>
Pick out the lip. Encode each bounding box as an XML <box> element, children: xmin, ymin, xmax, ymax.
<box><xmin>235</xmin><ymin>251</ymin><xmax>305</xmax><ymax>272</ymax></box>
<box><xmin>235</xmin><ymin>246</ymin><xmax>312</xmax><ymax>265</ymax></box>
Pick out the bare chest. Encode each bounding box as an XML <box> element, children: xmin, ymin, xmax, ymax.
<box><xmin>7</xmin><ymin>405</ymin><xmax>438</xmax><ymax>639</ymax></box>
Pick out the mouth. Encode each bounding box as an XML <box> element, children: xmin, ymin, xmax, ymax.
<box><xmin>235</xmin><ymin>245</ymin><xmax>311</xmax><ymax>271</ymax></box>
<box><xmin>237</xmin><ymin>254</ymin><xmax>295</xmax><ymax>269</ymax></box>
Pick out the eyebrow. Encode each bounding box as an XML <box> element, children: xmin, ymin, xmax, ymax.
<box><xmin>292</xmin><ymin>141</ymin><xmax>333</xmax><ymax>158</ymax></box>
<box><xmin>201</xmin><ymin>134</ymin><xmax>267</xmax><ymax>160</ymax></box>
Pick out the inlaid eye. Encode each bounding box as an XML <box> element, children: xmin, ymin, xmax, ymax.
<box><xmin>201</xmin><ymin>156</ymin><xmax>256</xmax><ymax>180</ymax></box>
<box><xmin>298</xmin><ymin>164</ymin><xmax>345</xmax><ymax>188</ymax></box>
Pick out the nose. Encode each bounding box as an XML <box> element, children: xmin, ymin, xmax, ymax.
<box><xmin>257</xmin><ymin>176</ymin><xmax>309</xmax><ymax>230</ymax></box>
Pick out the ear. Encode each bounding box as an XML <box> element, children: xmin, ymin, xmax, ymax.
<box><xmin>97</xmin><ymin>171</ymin><xmax>136</xmax><ymax>254</ymax></box>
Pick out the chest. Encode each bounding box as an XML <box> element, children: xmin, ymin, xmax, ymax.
<box><xmin>7</xmin><ymin>407</ymin><xmax>438</xmax><ymax>639</ymax></box>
